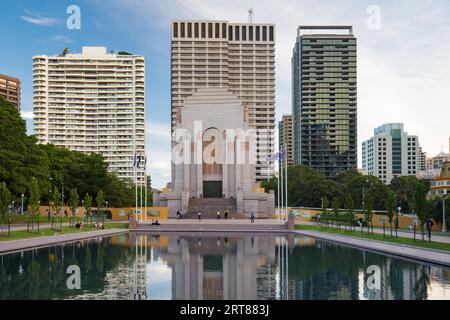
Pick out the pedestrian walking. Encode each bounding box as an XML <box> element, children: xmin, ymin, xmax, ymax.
<box><xmin>198</xmin><ymin>211</ymin><xmax>202</xmax><ymax>221</ymax></box>
<box><xmin>224</xmin><ymin>210</ymin><xmax>229</xmax><ymax>220</ymax></box>
<box><xmin>251</xmin><ymin>212</ymin><xmax>255</xmax><ymax>223</ymax></box>
<box><xmin>217</xmin><ymin>211</ymin><xmax>221</xmax><ymax>220</ymax></box>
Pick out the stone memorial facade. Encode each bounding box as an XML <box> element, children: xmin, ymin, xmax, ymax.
<box><xmin>156</xmin><ymin>88</ymin><xmax>275</xmax><ymax>218</ymax></box>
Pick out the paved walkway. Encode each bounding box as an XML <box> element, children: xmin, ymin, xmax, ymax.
<box><xmin>5</xmin><ymin>220</ymin><xmax>125</xmax><ymax>232</ymax></box>
<box><xmin>296</xmin><ymin>221</ymin><xmax>450</xmax><ymax>244</ymax></box>
<box><xmin>295</xmin><ymin>229</ymin><xmax>450</xmax><ymax>267</ymax></box>
<box><xmin>0</xmin><ymin>228</ymin><xmax>127</xmax><ymax>255</ymax></box>
<box><xmin>134</xmin><ymin>219</ymin><xmax>288</xmax><ymax>233</ymax></box>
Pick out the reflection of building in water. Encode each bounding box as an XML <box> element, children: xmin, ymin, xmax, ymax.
<box><xmin>165</xmin><ymin>235</ymin><xmax>278</xmax><ymax>300</ymax></box>
<box><xmin>74</xmin><ymin>235</ymin><xmax>148</xmax><ymax>300</ymax></box>
<box><xmin>360</xmin><ymin>258</ymin><xmax>429</xmax><ymax>300</ymax></box>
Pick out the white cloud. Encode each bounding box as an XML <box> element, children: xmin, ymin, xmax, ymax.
<box><xmin>101</xmin><ymin>0</ymin><xmax>450</xmax><ymax>180</ymax></box>
<box><xmin>21</xmin><ymin>11</ymin><xmax>59</xmax><ymax>26</ymax></box>
<box><xmin>146</xmin><ymin>121</ymin><xmax>171</xmax><ymax>142</ymax></box>
<box><xmin>49</xmin><ymin>35</ymin><xmax>73</xmax><ymax>44</ymax></box>
<box><xmin>21</xmin><ymin>111</ymin><xmax>33</xmax><ymax>120</ymax></box>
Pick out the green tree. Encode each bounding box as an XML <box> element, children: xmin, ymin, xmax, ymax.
<box><xmin>51</xmin><ymin>186</ymin><xmax>61</xmax><ymax>230</ymax></box>
<box><xmin>332</xmin><ymin>198</ymin><xmax>341</xmax><ymax>229</ymax></box>
<box><xmin>29</xmin><ymin>177</ymin><xmax>41</xmax><ymax>232</ymax></box>
<box><xmin>414</xmin><ymin>183</ymin><xmax>431</xmax><ymax>241</ymax></box>
<box><xmin>320</xmin><ymin>197</ymin><xmax>329</xmax><ymax>226</ymax></box>
<box><xmin>386</xmin><ymin>190</ymin><xmax>396</xmax><ymax>237</ymax></box>
<box><xmin>345</xmin><ymin>194</ymin><xmax>355</xmax><ymax>231</ymax></box>
<box><xmin>95</xmin><ymin>190</ymin><xmax>105</xmax><ymax>222</ymax></box>
<box><xmin>69</xmin><ymin>188</ymin><xmax>79</xmax><ymax>226</ymax></box>
<box><xmin>0</xmin><ymin>182</ymin><xmax>11</xmax><ymax>234</ymax></box>
<box><xmin>363</xmin><ymin>191</ymin><xmax>374</xmax><ymax>234</ymax></box>
<box><xmin>84</xmin><ymin>193</ymin><xmax>92</xmax><ymax>225</ymax></box>
<box><xmin>390</xmin><ymin>176</ymin><xmax>430</xmax><ymax>214</ymax></box>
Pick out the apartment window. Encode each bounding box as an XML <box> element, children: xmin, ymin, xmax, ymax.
<box><xmin>262</xmin><ymin>26</ymin><xmax>267</xmax><ymax>41</ymax></box>
<box><xmin>242</xmin><ymin>26</ymin><xmax>247</xmax><ymax>41</ymax></box>
<box><xmin>173</xmin><ymin>23</ymin><xmax>178</xmax><ymax>37</ymax></box>
<box><xmin>188</xmin><ymin>23</ymin><xmax>192</xmax><ymax>38</ymax></box>
<box><xmin>235</xmin><ymin>26</ymin><xmax>240</xmax><ymax>41</ymax></box>
<box><xmin>201</xmin><ymin>23</ymin><xmax>206</xmax><ymax>38</ymax></box>
<box><xmin>256</xmin><ymin>26</ymin><xmax>260</xmax><ymax>41</ymax></box>
<box><xmin>229</xmin><ymin>26</ymin><xmax>233</xmax><ymax>40</ymax></box>
<box><xmin>249</xmin><ymin>26</ymin><xmax>253</xmax><ymax>41</ymax></box>
<box><xmin>269</xmin><ymin>26</ymin><xmax>274</xmax><ymax>41</ymax></box>
<box><xmin>180</xmin><ymin>22</ymin><xmax>185</xmax><ymax>37</ymax></box>
<box><xmin>208</xmin><ymin>23</ymin><xmax>213</xmax><ymax>38</ymax></box>
<box><xmin>194</xmin><ymin>23</ymin><xmax>199</xmax><ymax>38</ymax></box>
<box><xmin>222</xmin><ymin>23</ymin><xmax>227</xmax><ymax>38</ymax></box>
<box><xmin>215</xmin><ymin>23</ymin><xmax>220</xmax><ymax>38</ymax></box>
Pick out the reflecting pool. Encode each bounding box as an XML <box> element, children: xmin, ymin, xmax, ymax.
<box><xmin>0</xmin><ymin>232</ymin><xmax>449</xmax><ymax>300</ymax></box>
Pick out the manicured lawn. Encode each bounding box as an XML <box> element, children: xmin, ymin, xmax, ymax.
<box><xmin>0</xmin><ymin>222</ymin><xmax>129</xmax><ymax>242</ymax></box>
<box><xmin>295</xmin><ymin>224</ymin><xmax>450</xmax><ymax>252</ymax></box>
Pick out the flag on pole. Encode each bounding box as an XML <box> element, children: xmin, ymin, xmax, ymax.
<box><xmin>267</xmin><ymin>152</ymin><xmax>279</xmax><ymax>162</ymax></box>
<box><xmin>280</xmin><ymin>146</ymin><xmax>285</xmax><ymax>160</ymax></box>
<box><xmin>133</xmin><ymin>153</ymin><xmax>142</xmax><ymax>168</ymax></box>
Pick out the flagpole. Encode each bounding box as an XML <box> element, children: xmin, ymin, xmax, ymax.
<box><xmin>134</xmin><ymin>154</ymin><xmax>137</xmax><ymax>223</ymax></box>
<box><xmin>277</xmin><ymin>161</ymin><xmax>280</xmax><ymax>221</ymax></box>
<box><xmin>140</xmin><ymin>153</ymin><xmax>143</xmax><ymax>223</ymax></box>
<box><xmin>284</xmin><ymin>145</ymin><xmax>288</xmax><ymax>222</ymax></box>
<box><xmin>144</xmin><ymin>154</ymin><xmax>148</xmax><ymax>222</ymax></box>
<box><xmin>280</xmin><ymin>148</ymin><xmax>284</xmax><ymax>222</ymax></box>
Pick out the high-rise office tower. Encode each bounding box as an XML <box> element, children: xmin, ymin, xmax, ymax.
<box><xmin>33</xmin><ymin>47</ymin><xmax>146</xmax><ymax>182</ymax></box>
<box><xmin>0</xmin><ymin>73</ymin><xmax>21</xmax><ymax>112</ymax></box>
<box><xmin>171</xmin><ymin>20</ymin><xmax>276</xmax><ymax>181</ymax></box>
<box><xmin>292</xmin><ymin>26</ymin><xmax>357</xmax><ymax>177</ymax></box>
<box><xmin>278</xmin><ymin>114</ymin><xmax>294</xmax><ymax>166</ymax></box>
<box><xmin>362</xmin><ymin>123</ymin><xmax>420</xmax><ymax>184</ymax></box>
<box><xmin>418</xmin><ymin>146</ymin><xmax>427</xmax><ymax>171</ymax></box>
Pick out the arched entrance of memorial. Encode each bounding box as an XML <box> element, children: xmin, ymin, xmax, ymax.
<box><xmin>202</xmin><ymin>128</ymin><xmax>223</xmax><ymax>198</ymax></box>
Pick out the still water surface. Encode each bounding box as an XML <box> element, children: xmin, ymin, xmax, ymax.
<box><xmin>0</xmin><ymin>232</ymin><xmax>449</xmax><ymax>300</ymax></box>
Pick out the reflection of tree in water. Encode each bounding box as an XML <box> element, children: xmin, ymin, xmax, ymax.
<box><xmin>413</xmin><ymin>265</ymin><xmax>430</xmax><ymax>300</ymax></box>
<box><xmin>0</xmin><ymin>236</ymin><xmax>133</xmax><ymax>299</ymax></box>
<box><xmin>287</xmin><ymin>240</ymin><xmax>436</xmax><ymax>300</ymax></box>
<box><xmin>288</xmin><ymin>242</ymin><xmax>363</xmax><ymax>300</ymax></box>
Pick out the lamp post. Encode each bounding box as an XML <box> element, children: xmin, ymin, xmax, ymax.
<box><xmin>442</xmin><ymin>195</ymin><xmax>447</xmax><ymax>233</ymax></box>
<box><xmin>21</xmin><ymin>194</ymin><xmax>24</xmax><ymax>215</ymax></box>
<box><xmin>105</xmin><ymin>201</ymin><xmax>108</xmax><ymax>222</ymax></box>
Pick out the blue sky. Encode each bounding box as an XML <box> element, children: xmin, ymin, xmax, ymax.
<box><xmin>1</xmin><ymin>0</ymin><xmax>450</xmax><ymax>188</ymax></box>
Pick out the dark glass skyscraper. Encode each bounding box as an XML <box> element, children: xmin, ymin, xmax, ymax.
<box><xmin>292</xmin><ymin>26</ymin><xmax>357</xmax><ymax>177</ymax></box>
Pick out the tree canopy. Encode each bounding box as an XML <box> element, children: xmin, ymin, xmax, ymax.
<box><xmin>0</xmin><ymin>96</ymin><xmax>135</xmax><ymax>208</ymax></box>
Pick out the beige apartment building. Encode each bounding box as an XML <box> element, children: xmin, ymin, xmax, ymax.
<box><xmin>171</xmin><ymin>20</ymin><xmax>276</xmax><ymax>181</ymax></box>
<box><xmin>0</xmin><ymin>73</ymin><xmax>21</xmax><ymax>112</ymax></box>
<box><xmin>278</xmin><ymin>114</ymin><xmax>294</xmax><ymax>166</ymax></box>
<box><xmin>32</xmin><ymin>47</ymin><xmax>146</xmax><ymax>182</ymax></box>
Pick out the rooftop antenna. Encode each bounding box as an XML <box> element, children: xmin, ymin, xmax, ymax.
<box><xmin>248</xmin><ymin>8</ymin><xmax>254</xmax><ymax>24</ymax></box>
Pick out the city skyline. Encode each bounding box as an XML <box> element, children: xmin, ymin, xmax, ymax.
<box><xmin>1</xmin><ymin>0</ymin><xmax>450</xmax><ymax>188</ymax></box>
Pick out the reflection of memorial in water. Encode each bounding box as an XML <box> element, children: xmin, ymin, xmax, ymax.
<box><xmin>165</xmin><ymin>234</ymin><xmax>280</xmax><ymax>300</ymax></box>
